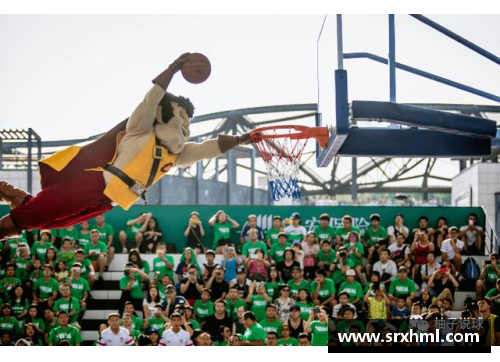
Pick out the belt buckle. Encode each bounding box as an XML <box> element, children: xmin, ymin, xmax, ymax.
<box><xmin>129</xmin><ymin>181</ymin><xmax>146</xmax><ymax>196</ymax></box>
<box><xmin>153</xmin><ymin>145</ymin><xmax>163</xmax><ymax>160</ymax></box>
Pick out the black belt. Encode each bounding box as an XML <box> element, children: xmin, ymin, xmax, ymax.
<box><xmin>104</xmin><ymin>137</ymin><xmax>163</xmax><ymax>204</ymax></box>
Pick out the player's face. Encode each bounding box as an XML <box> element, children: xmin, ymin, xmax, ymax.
<box><xmin>155</xmin><ymin>102</ymin><xmax>191</xmax><ymax>154</ymax></box>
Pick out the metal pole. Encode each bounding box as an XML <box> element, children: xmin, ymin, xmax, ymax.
<box><xmin>215</xmin><ymin>157</ymin><xmax>219</xmax><ymax>182</ymax></box>
<box><xmin>351</xmin><ymin>157</ymin><xmax>357</xmax><ymax>202</ymax></box>
<box><xmin>0</xmin><ymin>139</ymin><xmax>3</xmax><ymax>170</ymax></box>
<box><xmin>389</xmin><ymin>15</ymin><xmax>396</xmax><ymax>103</ymax></box>
<box><xmin>226</xmin><ymin>151</ymin><xmax>233</xmax><ymax>205</ymax></box>
<box><xmin>251</xmin><ymin>148</ymin><xmax>256</xmax><ymax>205</ymax></box>
<box><xmin>27</xmin><ymin>129</ymin><xmax>33</xmax><ymax>194</ymax></box>
<box><xmin>336</xmin><ymin>15</ymin><xmax>344</xmax><ymax>70</ymax></box>
<box><xmin>196</xmin><ymin>137</ymin><xmax>202</xmax><ymax>205</ymax></box>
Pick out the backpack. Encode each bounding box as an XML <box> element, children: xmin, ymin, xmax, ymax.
<box><xmin>462</xmin><ymin>257</ymin><xmax>480</xmax><ymax>280</ymax></box>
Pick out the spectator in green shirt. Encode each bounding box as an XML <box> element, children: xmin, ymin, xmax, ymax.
<box><xmin>1</xmin><ymin>264</ymin><xmax>21</xmax><ymax>301</ymax></box>
<box><xmin>338</xmin><ymin>269</ymin><xmax>364</xmax><ymax>305</ymax></box>
<box><xmin>477</xmin><ymin>253</ymin><xmax>500</xmax><ymax>299</ymax></box>
<box><xmin>241</xmin><ymin>311</ymin><xmax>265</xmax><ymax>346</ymax></box>
<box><xmin>118</xmin><ymin>212</ymin><xmax>152</xmax><ymax>254</ymax></box>
<box><xmin>118</xmin><ymin>263</ymin><xmax>150</xmax><ymax>315</ymax></box>
<box><xmin>304</xmin><ymin>307</ymin><xmax>330</xmax><ymax>346</ymax></box>
<box><xmin>363</xmin><ymin>214</ymin><xmax>388</xmax><ymax>248</ymax></box>
<box><xmin>298</xmin><ymin>332</ymin><xmax>311</xmax><ymax>346</ymax></box>
<box><xmin>32</xmin><ymin>264</ymin><xmax>58</xmax><ymax>312</ymax></box>
<box><xmin>314</xmin><ymin>213</ymin><xmax>335</xmax><ymax>245</ymax></box>
<box><xmin>311</xmin><ymin>269</ymin><xmax>336</xmax><ymax>307</ymax></box>
<box><xmin>334</xmin><ymin>215</ymin><xmax>360</xmax><ymax>247</ymax></box>
<box><xmin>242</xmin><ymin>229</ymin><xmax>268</xmax><ymax>264</ymax></box>
<box><xmin>83</xmin><ymin>229</ymin><xmax>108</xmax><ymax>281</ymax></box>
<box><xmin>346</xmin><ymin>231</ymin><xmax>365</xmax><ymax>282</ymax></box>
<box><xmin>278</xmin><ymin>322</ymin><xmax>299</xmax><ymax>346</ymax></box>
<box><xmin>265</xmin><ymin>330</ymin><xmax>279</xmax><ymax>346</ymax></box>
<box><xmin>208</xmin><ymin>210</ymin><xmax>240</xmax><ymax>253</ymax></box>
<box><xmin>265</xmin><ymin>215</ymin><xmax>283</xmax><ymax>248</ymax></box>
<box><xmin>388</xmin><ymin>266</ymin><xmax>417</xmax><ymax>308</ymax></box>
<box><xmin>47</xmin><ymin>311</ymin><xmax>82</xmax><ymax>346</ymax></box>
<box><xmin>77</xmin><ymin>221</ymin><xmax>91</xmax><ymax>250</ymax></box>
<box><xmin>93</xmin><ymin>214</ymin><xmax>116</xmax><ymax>270</ymax></box>
<box><xmin>0</xmin><ymin>303</ymin><xmax>20</xmax><ymax>337</ymax></box>
<box><xmin>269</xmin><ymin>232</ymin><xmax>290</xmax><ymax>264</ymax></box>
<box><xmin>318</xmin><ymin>240</ymin><xmax>335</xmax><ymax>278</ymax></box>
<box><xmin>30</xmin><ymin>230</ymin><xmax>59</xmax><ymax>264</ymax></box>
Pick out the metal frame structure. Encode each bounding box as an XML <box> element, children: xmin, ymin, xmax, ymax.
<box><xmin>316</xmin><ymin>14</ymin><xmax>500</xmax><ymax>167</ymax></box>
<box><xmin>0</xmin><ymin>129</ymin><xmax>41</xmax><ymax>193</ymax></box>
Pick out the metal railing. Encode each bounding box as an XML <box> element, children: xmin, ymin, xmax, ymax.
<box><xmin>482</xmin><ymin>206</ymin><xmax>499</xmax><ymax>255</ymax></box>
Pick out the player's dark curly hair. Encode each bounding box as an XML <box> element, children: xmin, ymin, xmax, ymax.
<box><xmin>158</xmin><ymin>93</ymin><xmax>195</xmax><ymax>123</ymax></box>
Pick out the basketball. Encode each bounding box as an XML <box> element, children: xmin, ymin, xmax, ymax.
<box><xmin>181</xmin><ymin>53</ymin><xmax>211</xmax><ymax>84</ymax></box>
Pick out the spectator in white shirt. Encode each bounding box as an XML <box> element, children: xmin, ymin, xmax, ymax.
<box><xmin>459</xmin><ymin>213</ymin><xmax>485</xmax><ymax>255</ymax></box>
<box><xmin>372</xmin><ymin>249</ymin><xmax>397</xmax><ymax>290</ymax></box>
<box><xmin>284</xmin><ymin>213</ymin><xmax>307</xmax><ymax>245</ymax></box>
<box><xmin>159</xmin><ymin>313</ymin><xmax>194</xmax><ymax>346</ymax></box>
<box><xmin>388</xmin><ymin>234</ymin><xmax>410</xmax><ymax>266</ymax></box>
<box><xmin>97</xmin><ymin>313</ymin><xmax>134</xmax><ymax>346</ymax></box>
<box><xmin>387</xmin><ymin>214</ymin><xmax>409</xmax><ymax>245</ymax></box>
<box><xmin>440</xmin><ymin>227</ymin><xmax>464</xmax><ymax>271</ymax></box>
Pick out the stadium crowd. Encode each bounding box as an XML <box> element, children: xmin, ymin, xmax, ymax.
<box><xmin>0</xmin><ymin>210</ymin><xmax>499</xmax><ymax>346</ymax></box>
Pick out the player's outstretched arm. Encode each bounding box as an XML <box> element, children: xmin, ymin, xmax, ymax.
<box><xmin>126</xmin><ymin>53</ymin><xmax>191</xmax><ymax>135</ymax></box>
<box><xmin>174</xmin><ymin>132</ymin><xmax>252</xmax><ymax>168</ymax></box>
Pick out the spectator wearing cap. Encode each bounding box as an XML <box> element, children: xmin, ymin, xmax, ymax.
<box><xmin>202</xmin><ymin>249</ymin><xmax>219</xmax><ymax>282</ymax></box>
<box><xmin>229</xmin><ymin>267</ymin><xmax>251</xmax><ymax>299</ymax></box>
<box><xmin>332</xmin><ymin>291</ymin><xmax>358</xmax><ymax>319</ymax></box>
<box><xmin>32</xmin><ymin>264</ymin><xmax>58</xmax><ymax>312</ymax></box>
<box><xmin>388</xmin><ymin>266</ymin><xmax>417</xmax><ymax>309</ymax></box>
<box><xmin>184</xmin><ymin>211</ymin><xmax>206</xmax><ymax>255</ymax></box>
<box><xmin>205</xmin><ymin>265</ymin><xmax>229</xmax><ymax>301</ymax></box>
<box><xmin>265</xmin><ymin>215</ymin><xmax>284</xmax><ymax>249</ymax></box>
<box><xmin>440</xmin><ymin>226</ymin><xmax>464</xmax><ymax>271</ymax></box>
<box><xmin>240</xmin><ymin>214</ymin><xmax>265</xmax><ymax>246</ymax></box>
<box><xmin>288</xmin><ymin>304</ymin><xmax>306</xmax><ymax>337</ymax></box>
<box><xmin>148</xmin><ymin>328</ymin><xmax>160</xmax><ymax>346</ymax></box>
<box><xmin>387</xmin><ymin>214</ymin><xmax>409</xmax><ymax>245</ymax></box>
<box><xmin>363</xmin><ymin>214</ymin><xmax>388</xmax><ymax>249</ymax></box>
<box><xmin>476</xmin><ymin>298</ymin><xmax>500</xmax><ymax>346</ymax></box>
<box><xmin>302</xmin><ymin>231</ymin><xmax>320</xmax><ymax>281</ymax></box>
<box><xmin>288</xmin><ymin>266</ymin><xmax>310</xmax><ymax>298</ymax></box>
<box><xmin>284</xmin><ymin>213</ymin><xmax>307</xmax><ymax>245</ymax></box>
<box><xmin>277</xmin><ymin>322</ymin><xmax>299</xmax><ymax>346</ymax></box>
<box><xmin>334</xmin><ymin>215</ymin><xmax>360</xmax><ymax>247</ymax></box>
<box><xmin>30</xmin><ymin>230</ymin><xmax>59</xmax><ymax>264</ymax></box>
<box><xmin>459</xmin><ymin>213</ymin><xmax>485</xmax><ymax>255</ymax></box>
<box><xmin>269</xmin><ymin>232</ymin><xmax>291</xmax><ymax>264</ymax></box>
<box><xmin>47</xmin><ymin>311</ymin><xmax>82</xmax><ymax>346</ymax></box>
<box><xmin>338</xmin><ymin>269</ymin><xmax>363</xmax><ymax>306</ymax></box>
<box><xmin>222</xmin><ymin>244</ymin><xmax>242</xmax><ymax>283</ymax></box>
<box><xmin>310</xmin><ymin>269</ymin><xmax>336</xmax><ymax>307</ymax></box>
<box><xmin>208</xmin><ymin>210</ymin><xmax>240</xmax><ymax>254</ymax></box>
<box><xmin>314</xmin><ymin>213</ymin><xmax>335</xmax><ymax>245</ymax></box>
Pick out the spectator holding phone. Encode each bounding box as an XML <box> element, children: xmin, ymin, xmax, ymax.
<box><xmin>459</xmin><ymin>213</ymin><xmax>485</xmax><ymax>254</ymax></box>
<box><xmin>387</xmin><ymin>214</ymin><xmax>409</xmax><ymax>245</ymax></box>
<box><xmin>364</xmin><ymin>282</ymin><xmax>390</xmax><ymax>319</ymax></box>
<box><xmin>304</xmin><ymin>307</ymin><xmax>330</xmax><ymax>346</ymax></box>
<box><xmin>184</xmin><ymin>211</ymin><xmax>205</xmax><ymax>255</ymax></box>
<box><xmin>242</xmin><ymin>229</ymin><xmax>268</xmax><ymax>264</ymax></box>
<box><xmin>246</xmin><ymin>249</ymin><xmax>270</xmax><ymax>281</ymax></box>
<box><xmin>428</xmin><ymin>266</ymin><xmax>459</xmax><ymax>309</ymax></box>
<box><xmin>179</xmin><ymin>264</ymin><xmax>205</xmax><ymax>305</ymax></box>
<box><xmin>222</xmin><ymin>244</ymin><xmax>241</xmax><ymax>283</ymax></box>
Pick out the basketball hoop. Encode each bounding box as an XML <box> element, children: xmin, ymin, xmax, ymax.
<box><xmin>250</xmin><ymin>125</ymin><xmax>329</xmax><ymax>202</ymax></box>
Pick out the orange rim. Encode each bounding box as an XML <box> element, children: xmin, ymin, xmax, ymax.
<box><xmin>250</xmin><ymin>125</ymin><xmax>330</xmax><ymax>149</ymax></box>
